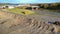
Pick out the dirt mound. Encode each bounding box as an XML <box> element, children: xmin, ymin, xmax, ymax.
<box><xmin>0</xmin><ymin>11</ymin><xmax>60</xmax><ymax>34</ymax></box>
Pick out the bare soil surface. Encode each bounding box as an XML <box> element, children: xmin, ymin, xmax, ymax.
<box><xmin>0</xmin><ymin>10</ymin><xmax>60</xmax><ymax>34</ymax></box>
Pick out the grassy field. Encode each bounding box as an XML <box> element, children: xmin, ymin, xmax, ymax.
<box><xmin>3</xmin><ymin>8</ymin><xmax>35</xmax><ymax>15</ymax></box>
<box><xmin>39</xmin><ymin>8</ymin><xmax>60</xmax><ymax>13</ymax></box>
<box><xmin>50</xmin><ymin>10</ymin><xmax>60</xmax><ymax>13</ymax></box>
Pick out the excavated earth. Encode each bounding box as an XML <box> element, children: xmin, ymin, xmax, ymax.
<box><xmin>0</xmin><ymin>11</ymin><xmax>60</xmax><ymax>34</ymax></box>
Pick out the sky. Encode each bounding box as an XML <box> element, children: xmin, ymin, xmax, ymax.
<box><xmin>0</xmin><ymin>0</ymin><xmax>60</xmax><ymax>4</ymax></box>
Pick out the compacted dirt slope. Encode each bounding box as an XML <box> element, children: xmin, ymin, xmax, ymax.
<box><xmin>0</xmin><ymin>11</ymin><xmax>60</xmax><ymax>34</ymax></box>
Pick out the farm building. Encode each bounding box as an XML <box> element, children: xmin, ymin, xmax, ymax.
<box><xmin>0</xmin><ymin>5</ymin><xmax>15</xmax><ymax>9</ymax></box>
<box><xmin>32</xmin><ymin>6</ymin><xmax>39</xmax><ymax>10</ymax></box>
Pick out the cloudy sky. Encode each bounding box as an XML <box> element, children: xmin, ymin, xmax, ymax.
<box><xmin>0</xmin><ymin>0</ymin><xmax>60</xmax><ymax>3</ymax></box>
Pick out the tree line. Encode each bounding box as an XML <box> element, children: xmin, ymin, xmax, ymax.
<box><xmin>38</xmin><ymin>3</ymin><xmax>60</xmax><ymax>10</ymax></box>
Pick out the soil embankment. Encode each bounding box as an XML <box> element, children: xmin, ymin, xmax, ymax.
<box><xmin>0</xmin><ymin>11</ymin><xmax>60</xmax><ymax>34</ymax></box>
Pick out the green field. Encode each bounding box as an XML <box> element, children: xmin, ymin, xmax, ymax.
<box><xmin>4</xmin><ymin>8</ymin><xmax>35</xmax><ymax>15</ymax></box>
